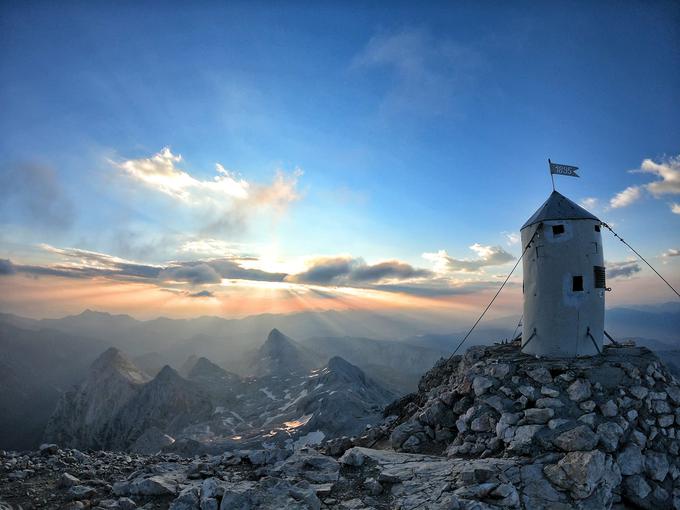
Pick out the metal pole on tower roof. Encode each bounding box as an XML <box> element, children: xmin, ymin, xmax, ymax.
<box><xmin>548</xmin><ymin>158</ymin><xmax>555</xmax><ymax>191</ymax></box>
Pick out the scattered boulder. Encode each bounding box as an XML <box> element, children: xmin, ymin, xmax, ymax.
<box><xmin>527</xmin><ymin>367</ymin><xmax>553</xmax><ymax>385</ymax></box>
<box><xmin>597</xmin><ymin>422</ymin><xmax>624</xmax><ymax>452</ymax></box>
<box><xmin>567</xmin><ymin>379</ymin><xmax>592</xmax><ymax>402</ymax></box>
<box><xmin>553</xmin><ymin>425</ymin><xmax>599</xmax><ymax>451</ymax></box>
<box><xmin>544</xmin><ymin>450</ymin><xmax>609</xmax><ymax>499</ymax></box>
<box><xmin>58</xmin><ymin>472</ymin><xmax>80</xmax><ymax>488</ymax></box>
<box><xmin>68</xmin><ymin>485</ymin><xmax>96</xmax><ymax>500</ymax></box>
<box><xmin>473</xmin><ymin>376</ymin><xmax>495</xmax><ymax>396</ymax></box>
<box><xmin>523</xmin><ymin>408</ymin><xmax>554</xmax><ymax>424</ymax></box>
<box><xmin>644</xmin><ymin>451</ymin><xmax>669</xmax><ymax>482</ymax></box>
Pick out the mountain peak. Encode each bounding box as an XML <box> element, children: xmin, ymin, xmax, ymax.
<box><xmin>179</xmin><ymin>355</ymin><xmax>199</xmax><ymax>377</ymax></box>
<box><xmin>326</xmin><ymin>356</ymin><xmax>366</xmax><ymax>384</ymax></box>
<box><xmin>266</xmin><ymin>328</ymin><xmax>287</xmax><ymax>344</ymax></box>
<box><xmin>93</xmin><ymin>346</ymin><xmax>123</xmax><ymax>363</ymax></box>
<box><xmin>250</xmin><ymin>329</ymin><xmax>320</xmax><ymax>376</ymax></box>
<box><xmin>260</xmin><ymin>329</ymin><xmax>297</xmax><ymax>357</ymax></box>
<box><xmin>79</xmin><ymin>309</ymin><xmax>108</xmax><ymax>318</ymax></box>
<box><xmin>188</xmin><ymin>357</ymin><xmax>228</xmax><ymax>378</ymax></box>
<box><xmin>90</xmin><ymin>347</ymin><xmax>149</xmax><ymax>384</ymax></box>
<box><xmin>327</xmin><ymin>355</ymin><xmax>354</xmax><ymax>372</ymax></box>
<box><xmin>153</xmin><ymin>365</ymin><xmax>183</xmax><ymax>383</ymax></box>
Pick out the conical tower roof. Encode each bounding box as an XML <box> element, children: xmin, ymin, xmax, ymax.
<box><xmin>521</xmin><ymin>190</ymin><xmax>599</xmax><ymax>229</ymax></box>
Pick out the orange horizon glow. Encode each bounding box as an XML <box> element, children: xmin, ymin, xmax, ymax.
<box><xmin>0</xmin><ymin>271</ymin><xmax>674</xmax><ymax>321</ymax></box>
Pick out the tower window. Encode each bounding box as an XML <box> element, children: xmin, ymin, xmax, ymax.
<box><xmin>552</xmin><ymin>225</ymin><xmax>565</xmax><ymax>236</ymax></box>
<box><xmin>594</xmin><ymin>266</ymin><xmax>606</xmax><ymax>289</ymax></box>
<box><xmin>572</xmin><ymin>276</ymin><xmax>584</xmax><ymax>291</ymax></box>
<box><xmin>594</xmin><ymin>224</ymin><xmax>601</xmax><ymax>232</ymax></box>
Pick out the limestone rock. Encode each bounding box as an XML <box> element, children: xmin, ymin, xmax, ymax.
<box><xmin>624</xmin><ymin>475</ymin><xmax>652</xmax><ymax>500</ymax></box>
<box><xmin>527</xmin><ymin>367</ymin><xmax>553</xmax><ymax>385</ymax></box>
<box><xmin>130</xmin><ymin>475</ymin><xmax>177</xmax><ymax>496</ymax></box>
<box><xmin>169</xmin><ymin>486</ymin><xmax>199</xmax><ymax>510</ymax></box>
<box><xmin>508</xmin><ymin>425</ymin><xmax>543</xmax><ymax>452</ymax></box>
<box><xmin>58</xmin><ymin>472</ymin><xmax>80</xmax><ymax>488</ymax></box>
<box><xmin>473</xmin><ymin>376</ymin><xmax>495</xmax><ymax>396</ymax></box>
<box><xmin>553</xmin><ymin>425</ymin><xmax>599</xmax><ymax>451</ymax></box>
<box><xmin>644</xmin><ymin>451</ymin><xmax>669</xmax><ymax>481</ymax></box>
<box><xmin>541</xmin><ymin>386</ymin><xmax>560</xmax><ymax>398</ymax></box>
<box><xmin>597</xmin><ymin>422</ymin><xmax>624</xmax><ymax>452</ymax></box>
<box><xmin>68</xmin><ymin>485</ymin><xmax>96</xmax><ymax>500</ymax></box>
<box><xmin>219</xmin><ymin>477</ymin><xmax>321</xmax><ymax>510</ymax></box>
<box><xmin>544</xmin><ymin>450</ymin><xmax>619</xmax><ymax>501</ymax></box>
<box><xmin>567</xmin><ymin>379</ymin><xmax>592</xmax><ymax>402</ymax></box>
<box><xmin>523</xmin><ymin>408</ymin><xmax>554</xmax><ymax>424</ymax></box>
<box><xmin>599</xmin><ymin>400</ymin><xmax>619</xmax><ymax>417</ymax></box>
<box><xmin>536</xmin><ymin>397</ymin><xmax>564</xmax><ymax>409</ymax></box>
<box><xmin>390</xmin><ymin>420</ymin><xmax>424</xmax><ymax>450</ymax></box>
<box><xmin>629</xmin><ymin>385</ymin><xmax>649</xmax><ymax>400</ymax></box>
<box><xmin>270</xmin><ymin>449</ymin><xmax>340</xmax><ymax>483</ymax></box>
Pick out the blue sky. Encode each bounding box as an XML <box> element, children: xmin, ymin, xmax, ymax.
<box><xmin>1</xmin><ymin>1</ymin><xmax>679</xmax><ymax>318</ymax></box>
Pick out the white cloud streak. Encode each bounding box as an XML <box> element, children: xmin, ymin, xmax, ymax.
<box><xmin>634</xmin><ymin>156</ymin><xmax>680</xmax><ymax>197</ymax></box>
<box><xmin>503</xmin><ymin>232</ymin><xmax>520</xmax><ymax>246</ymax></box>
<box><xmin>114</xmin><ymin>148</ymin><xmax>303</xmax><ymax>233</ymax></box>
<box><xmin>608</xmin><ymin>155</ymin><xmax>680</xmax><ymax>211</ymax></box>
<box><xmin>609</xmin><ymin>185</ymin><xmax>642</xmax><ymax>209</ymax></box>
<box><xmin>423</xmin><ymin>244</ymin><xmax>515</xmax><ymax>274</ymax></box>
<box><xmin>606</xmin><ymin>260</ymin><xmax>642</xmax><ymax>279</ymax></box>
<box><xmin>580</xmin><ymin>197</ymin><xmax>598</xmax><ymax>210</ymax></box>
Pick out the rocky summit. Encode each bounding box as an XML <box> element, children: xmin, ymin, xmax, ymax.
<box><xmin>247</xmin><ymin>328</ymin><xmax>322</xmax><ymax>376</ymax></box>
<box><xmin>3</xmin><ymin>340</ymin><xmax>680</xmax><ymax>509</ymax></box>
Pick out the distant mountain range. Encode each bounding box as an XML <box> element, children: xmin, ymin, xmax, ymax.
<box><xmin>0</xmin><ymin>302</ymin><xmax>677</xmax><ymax>450</ymax></box>
<box><xmin>43</xmin><ymin>331</ymin><xmax>396</xmax><ymax>454</ymax></box>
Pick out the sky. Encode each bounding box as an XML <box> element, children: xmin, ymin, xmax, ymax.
<box><xmin>0</xmin><ymin>1</ymin><xmax>679</xmax><ymax>319</ymax></box>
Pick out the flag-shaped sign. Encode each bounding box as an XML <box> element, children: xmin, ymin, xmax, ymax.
<box><xmin>549</xmin><ymin>159</ymin><xmax>579</xmax><ymax>177</ymax></box>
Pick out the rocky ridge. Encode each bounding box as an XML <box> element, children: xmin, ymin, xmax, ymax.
<box><xmin>43</xmin><ymin>339</ymin><xmax>395</xmax><ymax>454</ymax></box>
<box><xmin>369</xmin><ymin>341</ymin><xmax>680</xmax><ymax>508</ymax></box>
<box><xmin>4</xmin><ymin>340</ymin><xmax>680</xmax><ymax>509</ymax></box>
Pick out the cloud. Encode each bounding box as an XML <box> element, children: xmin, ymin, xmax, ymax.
<box><xmin>0</xmin><ymin>163</ymin><xmax>74</xmax><ymax>229</ymax></box>
<box><xmin>4</xmin><ymin>245</ymin><xmax>285</xmax><ymax>288</ymax></box>
<box><xmin>39</xmin><ymin>244</ymin><xmax>163</xmax><ymax>279</ymax></box>
<box><xmin>503</xmin><ymin>232</ymin><xmax>520</xmax><ymax>246</ymax></box>
<box><xmin>114</xmin><ymin>148</ymin><xmax>302</xmax><ymax>233</ymax></box>
<box><xmin>116</xmin><ymin>148</ymin><xmax>248</xmax><ymax>202</ymax></box>
<box><xmin>187</xmin><ymin>290</ymin><xmax>215</xmax><ymax>298</ymax></box>
<box><xmin>609</xmin><ymin>186</ymin><xmax>642</xmax><ymax>209</ymax></box>
<box><xmin>179</xmin><ymin>238</ymin><xmax>254</xmax><ymax>258</ymax></box>
<box><xmin>159</xmin><ymin>263</ymin><xmax>222</xmax><ymax>285</ymax></box>
<box><xmin>286</xmin><ymin>256</ymin><xmax>432</xmax><ymax>285</ymax></box>
<box><xmin>3</xmin><ymin>244</ymin><xmax>517</xmax><ymax>300</ymax></box>
<box><xmin>423</xmin><ymin>244</ymin><xmax>515</xmax><ymax>273</ymax></box>
<box><xmin>580</xmin><ymin>197</ymin><xmax>598</xmax><ymax>210</ymax></box>
<box><xmin>349</xmin><ymin>260</ymin><xmax>430</xmax><ymax>283</ymax></box>
<box><xmin>608</xmin><ymin>155</ymin><xmax>680</xmax><ymax>210</ymax></box>
<box><xmin>208</xmin><ymin>259</ymin><xmax>287</xmax><ymax>282</ymax></box>
<box><xmin>284</xmin><ymin>255</ymin><xmax>494</xmax><ymax>297</ymax></box>
<box><xmin>0</xmin><ymin>259</ymin><xmax>16</xmax><ymax>275</ymax></box>
<box><xmin>607</xmin><ymin>260</ymin><xmax>641</xmax><ymax>279</ymax></box>
<box><xmin>371</xmin><ymin>279</ymin><xmax>505</xmax><ymax>297</ymax></box>
<box><xmin>352</xmin><ymin>28</ymin><xmax>482</xmax><ymax>114</ymax></box>
<box><xmin>634</xmin><ymin>155</ymin><xmax>680</xmax><ymax>197</ymax></box>
<box><xmin>662</xmin><ymin>248</ymin><xmax>680</xmax><ymax>258</ymax></box>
